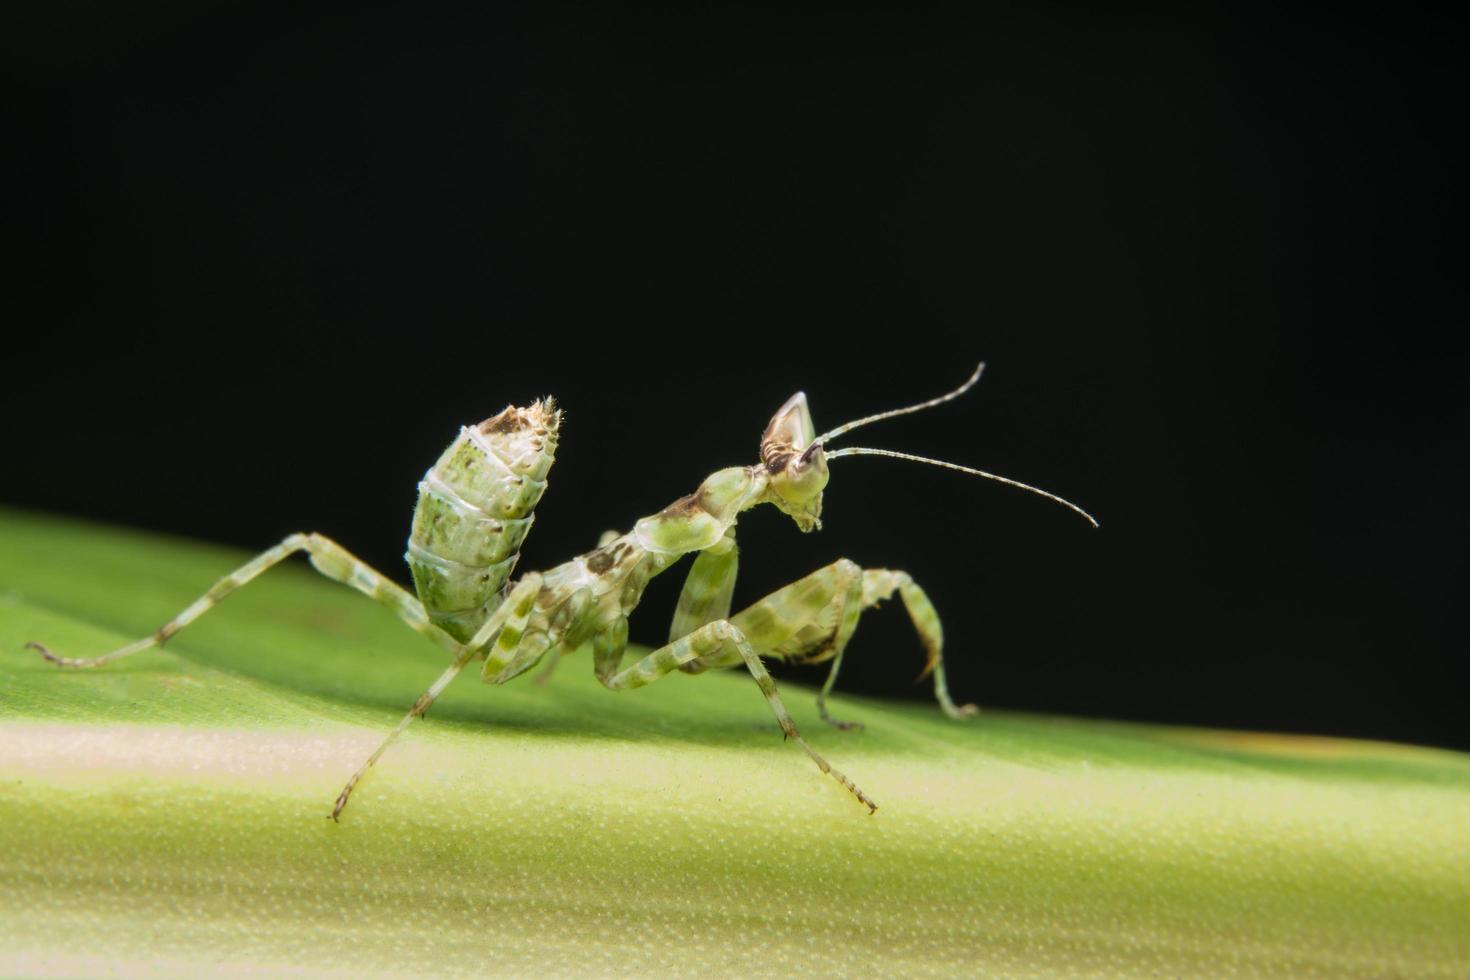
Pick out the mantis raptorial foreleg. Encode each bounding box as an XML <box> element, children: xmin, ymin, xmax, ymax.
<box><xmin>597</xmin><ymin>618</ymin><xmax>877</xmax><ymax>812</ymax></box>
<box><xmin>668</xmin><ymin>531</ymin><xmax>739</xmax><ymax>643</ymax></box>
<box><xmin>26</xmin><ymin>533</ymin><xmax>462</xmax><ymax>668</ymax></box>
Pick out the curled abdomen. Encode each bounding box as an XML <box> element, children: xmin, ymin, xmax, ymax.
<box><xmin>406</xmin><ymin>399</ymin><xmax>559</xmax><ymax>642</ymax></box>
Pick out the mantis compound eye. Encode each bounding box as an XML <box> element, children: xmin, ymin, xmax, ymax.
<box><xmin>771</xmin><ymin>442</ymin><xmax>829</xmax><ymax>504</ymax></box>
<box><xmin>761</xmin><ymin>392</ymin><xmax>828</xmax><ymax>507</ymax></box>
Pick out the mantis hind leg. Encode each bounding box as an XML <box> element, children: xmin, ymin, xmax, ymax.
<box><xmin>596</xmin><ymin>618</ymin><xmax>877</xmax><ymax>813</ymax></box>
<box><xmin>25</xmin><ymin>533</ymin><xmax>462</xmax><ymax>668</ymax></box>
<box><xmin>330</xmin><ymin>572</ymin><xmax>544</xmax><ymax>821</ymax></box>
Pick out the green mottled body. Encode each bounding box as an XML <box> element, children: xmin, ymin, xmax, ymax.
<box><xmin>488</xmin><ymin>466</ymin><xmax>758</xmax><ymax>681</ymax></box>
<box><xmin>405</xmin><ymin>401</ymin><xmax>560</xmax><ymax>642</ymax></box>
<box><xmin>28</xmin><ymin>364</ymin><xmax>1094</xmax><ymax>820</ymax></box>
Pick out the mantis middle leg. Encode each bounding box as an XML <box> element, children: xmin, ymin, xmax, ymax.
<box><xmin>860</xmin><ymin>569</ymin><xmax>978</xmax><ymax>721</ymax></box>
<box><xmin>596</xmin><ymin>618</ymin><xmax>878</xmax><ymax>813</ymax></box>
<box><xmin>683</xmin><ymin>561</ymin><xmax>978</xmax><ymax>726</ymax></box>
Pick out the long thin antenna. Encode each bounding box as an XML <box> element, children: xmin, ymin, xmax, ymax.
<box><xmin>815</xmin><ymin>361</ymin><xmax>986</xmax><ymax>445</ymax></box>
<box><xmin>826</xmin><ymin>446</ymin><xmax>1099</xmax><ymax>527</ymax></box>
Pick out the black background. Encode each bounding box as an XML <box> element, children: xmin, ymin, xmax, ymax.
<box><xmin>5</xmin><ymin>5</ymin><xmax>1466</xmax><ymax>749</ymax></box>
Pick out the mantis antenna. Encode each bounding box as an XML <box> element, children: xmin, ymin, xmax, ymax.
<box><xmin>826</xmin><ymin>446</ymin><xmax>1099</xmax><ymax>527</ymax></box>
<box><xmin>814</xmin><ymin>362</ymin><xmax>1098</xmax><ymax>527</ymax></box>
<box><xmin>814</xmin><ymin>361</ymin><xmax>987</xmax><ymax>445</ymax></box>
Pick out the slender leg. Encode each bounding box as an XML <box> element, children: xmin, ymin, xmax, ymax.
<box><xmin>863</xmin><ymin>570</ymin><xmax>978</xmax><ymax>720</ymax></box>
<box><xmin>332</xmin><ymin>645</ymin><xmax>477</xmax><ymax>821</ymax></box>
<box><xmin>331</xmin><ymin>574</ymin><xmax>544</xmax><ymax>820</ymax></box>
<box><xmin>597</xmin><ymin>618</ymin><xmax>877</xmax><ymax>813</ymax></box>
<box><xmin>710</xmin><ymin>561</ymin><xmax>978</xmax><ymax>727</ymax></box>
<box><xmin>714</xmin><ymin>559</ymin><xmax>869</xmax><ymax>729</ymax></box>
<box><xmin>812</xmin><ymin>564</ymin><xmax>866</xmax><ymax>730</ymax></box>
<box><xmin>27</xmin><ymin>533</ymin><xmax>461</xmax><ymax>668</ymax></box>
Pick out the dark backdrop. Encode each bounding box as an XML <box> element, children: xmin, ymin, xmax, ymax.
<box><xmin>5</xmin><ymin>5</ymin><xmax>1466</xmax><ymax>749</ymax></box>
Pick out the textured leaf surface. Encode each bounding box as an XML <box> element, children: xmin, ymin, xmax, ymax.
<box><xmin>1</xmin><ymin>509</ymin><xmax>1468</xmax><ymax>977</ymax></box>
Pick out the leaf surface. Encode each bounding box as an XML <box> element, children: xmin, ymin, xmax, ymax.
<box><xmin>2</xmin><ymin>509</ymin><xmax>1467</xmax><ymax>977</ymax></box>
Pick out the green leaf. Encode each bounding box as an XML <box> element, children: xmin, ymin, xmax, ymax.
<box><xmin>2</xmin><ymin>508</ymin><xmax>1468</xmax><ymax>976</ymax></box>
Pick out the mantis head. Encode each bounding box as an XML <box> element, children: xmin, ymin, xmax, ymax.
<box><xmin>759</xmin><ymin>363</ymin><xmax>1100</xmax><ymax>533</ymax></box>
<box><xmin>760</xmin><ymin>392</ymin><xmax>829</xmax><ymax>532</ymax></box>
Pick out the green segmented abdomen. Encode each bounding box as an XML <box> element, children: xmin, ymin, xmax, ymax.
<box><xmin>406</xmin><ymin>399</ymin><xmax>560</xmax><ymax>642</ymax></box>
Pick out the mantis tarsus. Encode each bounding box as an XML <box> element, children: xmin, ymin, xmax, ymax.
<box><xmin>27</xmin><ymin>362</ymin><xmax>1097</xmax><ymax>819</ymax></box>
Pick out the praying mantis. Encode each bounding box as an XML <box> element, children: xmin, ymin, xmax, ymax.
<box><xmin>26</xmin><ymin>362</ymin><xmax>1097</xmax><ymax>819</ymax></box>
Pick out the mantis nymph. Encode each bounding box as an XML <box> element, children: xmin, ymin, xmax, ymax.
<box><xmin>28</xmin><ymin>363</ymin><xmax>1096</xmax><ymax>818</ymax></box>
